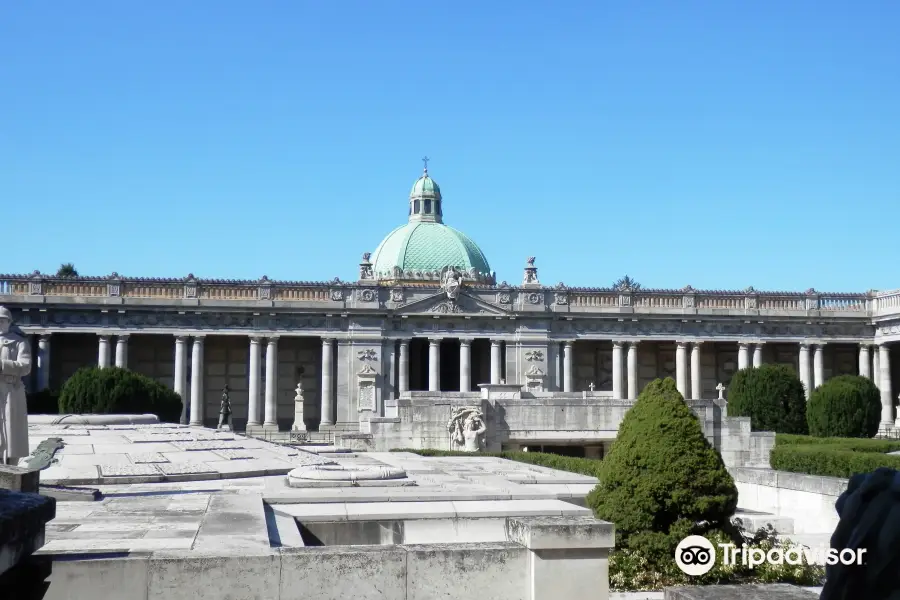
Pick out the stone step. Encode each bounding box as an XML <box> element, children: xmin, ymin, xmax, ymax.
<box><xmin>733</xmin><ymin>509</ymin><xmax>795</xmax><ymax>535</ymax></box>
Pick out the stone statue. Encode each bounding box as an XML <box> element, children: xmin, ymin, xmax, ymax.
<box><xmin>441</xmin><ymin>266</ymin><xmax>462</xmax><ymax>300</ymax></box>
<box><xmin>523</xmin><ymin>257</ymin><xmax>539</xmax><ymax>285</ymax></box>
<box><xmin>0</xmin><ymin>306</ymin><xmax>31</xmax><ymax>465</ymax></box>
<box><xmin>820</xmin><ymin>467</ymin><xmax>900</xmax><ymax>600</ymax></box>
<box><xmin>217</xmin><ymin>384</ymin><xmax>232</xmax><ymax>431</ymax></box>
<box><xmin>359</xmin><ymin>252</ymin><xmax>374</xmax><ymax>280</ymax></box>
<box><xmin>448</xmin><ymin>406</ymin><xmax>486</xmax><ymax>452</ymax></box>
<box><xmin>292</xmin><ymin>381</ymin><xmax>307</xmax><ymax>432</ymax></box>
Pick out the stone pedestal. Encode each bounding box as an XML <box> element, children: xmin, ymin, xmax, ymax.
<box><xmin>506</xmin><ymin>515</ymin><xmax>614</xmax><ymax>600</ymax></box>
<box><xmin>0</xmin><ymin>489</ymin><xmax>56</xmax><ymax>579</ymax></box>
<box><xmin>0</xmin><ymin>465</ymin><xmax>39</xmax><ymax>494</ymax></box>
<box><xmin>292</xmin><ymin>382</ymin><xmax>307</xmax><ymax>433</ymax></box>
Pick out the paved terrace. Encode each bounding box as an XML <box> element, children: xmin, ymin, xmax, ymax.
<box><xmin>26</xmin><ymin>422</ymin><xmax>597</xmax><ymax>555</ymax></box>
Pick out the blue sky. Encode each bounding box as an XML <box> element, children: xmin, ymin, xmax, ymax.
<box><xmin>2</xmin><ymin>2</ymin><xmax>898</xmax><ymax>292</ymax></box>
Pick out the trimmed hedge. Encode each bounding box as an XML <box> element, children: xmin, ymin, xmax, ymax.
<box><xmin>58</xmin><ymin>366</ymin><xmax>182</xmax><ymax>423</ymax></box>
<box><xmin>726</xmin><ymin>364</ymin><xmax>808</xmax><ymax>434</ymax></box>
<box><xmin>776</xmin><ymin>433</ymin><xmax>900</xmax><ymax>453</ymax></box>
<box><xmin>586</xmin><ymin>378</ymin><xmax>738</xmax><ymax>543</ymax></box>
<box><xmin>807</xmin><ymin>375</ymin><xmax>882</xmax><ymax>438</ymax></box>
<box><xmin>770</xmin><ymin>443</ymin><xmax>900</xmax><ymax>479</ymax></box>
<box><xmin>389</xmin><ymin>448</ymin><xmax>603</xmax><ymax>478</ymax></box>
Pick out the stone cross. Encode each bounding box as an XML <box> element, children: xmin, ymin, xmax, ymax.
<box><xmin>588</xmin><ymin>382</ymin><xmax>595</xmax><ymax>392</ymax></box>
<box><xmin>716</xmin><ymin>382</ymin><xmax>726</xmax><ymax>400</ymax></box>
<box><xmin>422</xmin><ymin>156</ymin><xmax>430</xmax><ymax>172</ymax></box>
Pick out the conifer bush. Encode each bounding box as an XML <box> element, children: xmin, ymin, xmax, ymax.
<box><xmin>587</xmin><ymin>377</ymin><xmax>738</xmax><ymax>546</ymax></box>
<box><xmin>58</xmin><ymin>366</ymin><xmax>182</xmax><ymax>422</ymax></box>
<box><xmin>726</xmin><ymin>364</ymin><xmax>808</xmax><ymax>434</ymax></box>
<box><xmin>807</xmin><ymin>375</ymin><xmax>882</xmax><ymax>438</ymax></box>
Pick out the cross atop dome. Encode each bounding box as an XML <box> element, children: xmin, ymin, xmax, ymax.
<box><xmin>422</xmin><ymin>155</ymin><xmax>430</xmax><ymax>175</ymax></box>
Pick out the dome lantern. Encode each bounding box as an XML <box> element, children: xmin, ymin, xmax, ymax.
<box><xmin>408</xmin><ymin>156</ymin><xmax>443</xmax><ymax>224</ymax></box>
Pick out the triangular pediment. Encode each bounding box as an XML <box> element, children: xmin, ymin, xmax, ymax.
<box><xmin>394</xmin><ymin>291</ymin><xmax>510</xmax><ymax>316</ymax></box>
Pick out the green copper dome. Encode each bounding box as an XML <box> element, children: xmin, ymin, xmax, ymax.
<box><xmin>371</xmin><ymin>221</ymin><xmax>492</xmax><ymax>277</ymax></box>
<box><xmin>369</xmin><ymin>165</ymin><xmax>492</xmax><ymax>279</ymax></box>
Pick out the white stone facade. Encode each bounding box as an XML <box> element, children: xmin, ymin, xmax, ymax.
<box><xmin>5</xmin><ymin>272</ymin><xmax>900</xmax><ymax>441</ymax></box>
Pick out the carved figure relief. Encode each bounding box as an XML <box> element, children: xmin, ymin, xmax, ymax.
<box><xmin>498</xmin><ymin>292</ymin><xmax>511</xmax><ymax>305</ymax></box>
<box><xmin>527</xmin><ymin>293</ymin><xmax>542</xmax><ymax>305</ymax></box>
<box><xmin>431</xmin><ymin>301</ymin><xmax>463</xmax><ymax>314</ymax></box>
<box><xmin>524</xmin><ymin>350</ymin><xmax>544</xmax><ymax>361</ymax></box>
<box><xmin>448</xmin><ymin>406</ymin><xmax>487</xmax><ymax>452</ymax></box>
<box><xmin>330</xmin><ymin>289</ymin><xmax>343</xmax><ymax>301</ymax></box>
<box><xmin>390</xmin><ymin>288</ymin><xmax>404</xmax><ymax>303</ymax></box>
<box><xmin>525</xmin><ymin>364</ymin><xmax>546</xmax><ymax>392</ymax></box>
<box><xmin>554</xmin><ymin>292</ymin><xmax>568</xmax><ymax>305</ymax></box>
<box><xmin>357</xmin><ymin>289</ymin><xmax>376</xmax><ymax>302</ymax></box>
<box><xmin>357</xmin><ymin>348</ymin><xmax>377</xmax><ymax>361</ymax></box>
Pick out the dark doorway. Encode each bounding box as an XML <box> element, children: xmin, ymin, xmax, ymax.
<box><xmin>470</xmin><ymin>339</ymin><xmax>491</xmax><ymax>390</ymax></box>
<box><xmin>440</xmin><ymin>339</ymin><xmax>460</xmax><ymax>392</ymax></box>
<box><xmin>409</xmin><ymin>338</ymin><xmax>429</xmax><ymax>391</ymax></box>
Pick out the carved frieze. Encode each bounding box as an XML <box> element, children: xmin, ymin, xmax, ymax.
<box><xmin>330</xmin><ymin>288</ymin><xmax>344</xmax><ymax>301</ymax></box>
<box><xmin>390</xmin><ymin>288</ymin><xmax>404</xmax><ymax>303</ymax></box>
<box><xmin>524</xmin><ymin>350</ymin><xmax>544</xmax><ymax>361</ymax></box>
<box><xmin>431</xmin><ymin>301</ymin><xmax>463</xmax><ymax>313</ymax></box>
<box><xmin>357</xmin><ymin>348</ymin><xmax>377</xmax><ymax>361</ymax></box>
<box><xmin>498</xmin><ymin>291</ymin><xmax>512</xmax><ymax>305</ymax></box>
<box><xmin>554</xmin><ymin>292</ymin><xmax>568</xmax><ymax>305</ymax></box>
<box><xmin>357</xmin><ymin>288</ymin><xmax>376</xmax><ymax>302</ymax></box>
<box><xmin>526</xmin><ymin>292</ymin><xmax>542</xmax><ymax>305</ymax></box>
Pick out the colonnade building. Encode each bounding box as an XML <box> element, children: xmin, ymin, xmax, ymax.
<box><xmin>5</xmin><ymin>167</ymin><xmax>900</xmax><ymax>446</ymax></box>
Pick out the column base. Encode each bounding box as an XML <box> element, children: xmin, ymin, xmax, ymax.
<box><xmin>261</xmin><ymin>423</ymin><xmax>280</xmax><ymax>433</ymax></box>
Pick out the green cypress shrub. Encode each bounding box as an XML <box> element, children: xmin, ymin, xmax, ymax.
<box><xmin>726</xmin><ymin>364</ymin><xmax>808</xmax><ymax>434</ymax></box>
<box><xmin>58</xmin><ymin>366</ymin><xmax>182</xmax><ymax>423</ymax></box>
<box><xmin>807</xmin><ymin>375</ymin><xmax>882</xmax><ymax>438</ymax></box>
<box><xmin>587</xmin><ymin>377</ymin><xmax>738</xmax><ymax>545</ymax></box>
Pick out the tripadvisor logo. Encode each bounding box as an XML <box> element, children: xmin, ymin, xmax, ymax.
<box><xmin>675</xmin><ymin>535</ymin><xmax>867</xmax><ymax>576</ymax></box>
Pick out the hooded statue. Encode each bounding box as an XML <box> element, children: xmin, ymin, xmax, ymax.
<box><xmin>0</xmin><ymin>306</ymin><xmax>31</xmax><ymax>464</ymax></box>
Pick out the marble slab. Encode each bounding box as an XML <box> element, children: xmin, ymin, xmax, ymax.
<box><xmin>170</xmin><ymin>441</ymin><xmax>246</xmax><ymax>451</ymax></box>
<box><xmin>155</xmin><ymin>462</ymin><xmax>216</xmax><ymax>475</ymax></box>
<box><xmin>213</xmin><ymin>449</ymin><xmax>256</xmax><ymax>460</ymax></box>
<box><xmin>128</xmin><ymin>453</ymin><xmax>171</xmax><ymax>464</ymax></box>
<box><xmin>98</xmin><ymin>464</ymin><xmax>162</xmax><ymax>477</ymax></box>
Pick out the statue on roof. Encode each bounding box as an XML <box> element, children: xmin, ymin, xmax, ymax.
<box><xmin>523</xmin><ymin>257</ymin><xmax>539</xmax><ymax>285</ymax></box>
<box><xmin>441</xmin><ymin>266</ymin><xmax>462</xmax><ymax>300</ymax></box>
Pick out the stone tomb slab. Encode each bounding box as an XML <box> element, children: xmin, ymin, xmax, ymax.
<box><xmin>128</xmin><ymin>453</ymin><xmax>171</xmax><ymax>464</ymax></box>
<box><xmin>123</xmin><ymin>434</ymin><xmax>197</xmax><ymax>443</ymax></box>
<box><xmin>170</xmin><ymin>441</ymin><xmax>246</xmax><ymax>451</ymax></box>
<box><xmin>213</xmin><ymin>449</ymin><xmax>256</xmax><ymax>460</ymax></box>
<box><xmin>155</xmin><ymin>462</ymin><xmax>216</xmax><ymax>475</ymax></box>
<box><xmin>98</xmin><ymin>464</ymin><xmax>162</xmax><ymax>477</ymax></box>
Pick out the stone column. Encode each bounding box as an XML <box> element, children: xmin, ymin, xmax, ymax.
<box><xmin>428</xmin><ymin>339</ymin><xmax>440</xmax><ymax>392</ymax></box>
<box><xmin>320</xmin><ymin>338</ymin><xmax>334</xmax><ymax>427</ymax></box>
<box><xmin>752</xmin><ymin>343</ymin><xmax>763</xmax><ymax>368</ymax></box>
<box><xmin>675</xmin><ymin>342</ymin><xmax>688</xmax><ymax>397</ymax></box>
<box><xmin>460</xmin><ymin>340</ymin><xmax>471</xmax><ymax>392</ymax></box>
<box><xmin>859</xmin><ymin>344</ymin><xmax>871</xmax><ymax>379</ymax></box>
<box><xmin>247</xmin><ymin>336</ymin><xmax>262</xmax><ymax>428</ymax></box>
<box><xmin>813</xmin><ymin>344</ymin><xmax>825</xmax><ymax>389</ymax></box>
<box><xmin>737</xmin><ymin>342</ymin><xmax>749</xmax><ymax>370</ymax></box>
<box><xmin>398</xmin><ymin>339</ymin><xmax>410</xmax><ymax>394</ymax></box>
<box><xmin>174</xmin><ymin>336</ymin><xmax>188</xmax><ymax>424</ymax></box>
<box><xmin>879</xmin><ymin>344</ymin><xmax>893</xmax><ymax>425</ymax></box>
<box><xmin>873</xmin><ymin>349</ymin><xmax>881</xmax><ymax>386</ymax></box>
<box><xmin>798</xmin><ymin>342</ymin><xmax>811</xmax><ymax>399</ymax></box>
<box><xmin>97</xmin><ymin>335</ymin><xmax>111</xmax><ymax>368</ymax></box>
<box><xmin>690</xmin><ymin>342</ymin><xmax>702</xmax><ymax>400</ymax></box>
<box><xmin>626</xmin><ymin>341</ymin><xmax>638</xmax><ymax>399</ymax></box>
<box><xmin>37</xmin><ymin>334</ymin><xmax>51</xmax><ymax>391</ymax></box>
<box><xmin>563</xmin><ymin>341</ymin><xmax>573</xmax><ymax>392</ymax></box>
<box><xmin>189</xmin><ymin>336</ymin><xmax>205</xmax><ymax>426</ymax></box>
<box><xmin>611</xmin><ymin>342</ymin><xmax>624</xmax><ymax>400</ymax></box>
<box><xmin>264</xmin><ymin>337</ymin><xmax>279</xmax><ymax>429</ymax></box>
<box><xmin>490</xmin><ymin>340</ymin><xmax>502</xmax><ymax>384</ymax></box>
<box><xmin>115</xmin><ymin>335</ymin><xmax>129</xmax><ymax>368</ymax></box>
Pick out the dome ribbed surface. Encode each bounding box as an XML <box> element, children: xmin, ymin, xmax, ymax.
<box><xmin>371</xmin><ymin>222</ymin><xmax>491</xmax><ymax>276</ymax></box>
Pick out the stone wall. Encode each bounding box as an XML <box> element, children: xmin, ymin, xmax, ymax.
<box><xmin>731</xmin><ymin>468</ymin><xmax>846</xmax><ymax>534</ymax></box>
<box><xmin>367</xmin><ymin>389</ymin><xmax>771</xmax><ymax>470</ymax></box>
<box><xmin>24</xmin><ymin>515</ymin><xmax>614</xmax><ymax>600</ymax></box>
